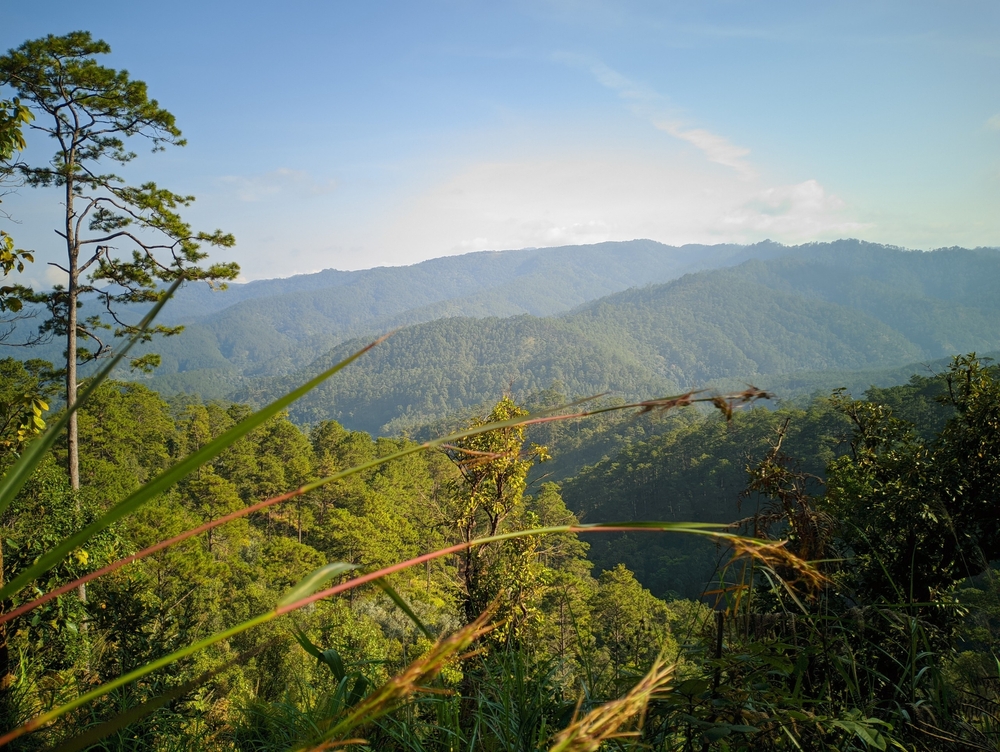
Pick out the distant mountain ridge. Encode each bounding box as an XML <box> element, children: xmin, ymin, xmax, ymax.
<box><xmin>26</xmin><ymin>238</ymin><xmax>760</xmax><ymax>386</ymax></box>
<box><xmin>159</xmin><ymin>239</ymin><xmax>762</xmax><ymax>323</ymax></box>
<box><xmin>141</xmin><ymin>239</ymin><xmax>766</xmax><ymax>379</ymax></box>
<box><xmin>219</xmin><ymin>240</ymin><xmax>1000</xmax><ymax>435</ymax></box>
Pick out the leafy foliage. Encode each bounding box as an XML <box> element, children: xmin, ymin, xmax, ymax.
<box><xmin>826</xmin><ymin>355</ymin><xmax>1000</xmax><ymax>603</ymax></box>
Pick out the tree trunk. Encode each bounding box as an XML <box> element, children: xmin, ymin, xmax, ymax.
<box><xmin>65</xmin><ymin>171</ymin><xmax>85</xmax><ymax>608</ymax></box>
<box><xmin>65</xmin><ymin>178</ymin><xmax>79</xmax><ymax>494</ymax></box>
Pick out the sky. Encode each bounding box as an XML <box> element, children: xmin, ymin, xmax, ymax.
<box><xmin>4</xmin><ymin>0</ymin><xmax>1000</xmax><ymax>282</ymax></box>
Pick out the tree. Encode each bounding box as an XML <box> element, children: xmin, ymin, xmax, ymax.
<box><xmin>523</xmin><ymin>483</ymin><xmax>597</xmax><ymax>669</ymax></box>
<box><xmin>0</xmin><ymin>31</ymin><xmax>238</xmax><ymax>491</ymax></box>
<box><xmin>446</xmin><ymin>396</ymin><xmax>549</xmax><ymax>627</ymax></box>
<box><xmin>0</xmin><ymin>97</ymin><xmax>39</xmax><ymax>694</ymax></box>
<box><xmin>0</xmin><ymin>358</ymin><xmax>57</xmax><ymax>457</ymax></box>
<box><xmin>0</xmin><ymin>359</ymin><xmax>57</xmax><ymax>697</ymax></box>
<box><xmin>76</xmin><ymin>381</ymin><xmax>174</xmax><ymax>498</ymax></box>
<box><xmin>825</xmin><ymin>355</ymin><xmax>1000</xmax><ymax>605</ymax></box>
<box><xmin>0</xmin><ymin>98</ymin><xmax>30</xmax><ymax>161</ymax></box>
<box><xmin>591</xmin><ymin>564</ymin><xmax>676</xmax><ymax>681</ymax></box>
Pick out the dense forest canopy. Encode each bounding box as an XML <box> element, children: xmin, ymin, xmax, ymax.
<box><xmin>2</xmin><ymin>349</ymin><xmax>1000</xmax><ymax>749</ymax></box>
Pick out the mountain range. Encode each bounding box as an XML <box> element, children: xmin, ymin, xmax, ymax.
<box><xmin>141</xmin><ymin>239</ymin><xmax>767</xmax><ymax>380</ymax></box>
<box><xmin>224</xmin><ymin>241</ymin><xmax>1000</xmax><ymax>434</ymax></box>
<box><xmin>19</xmin><ymin>238</ymin><xmax>1000</xmax><ymax>435</ymax></box>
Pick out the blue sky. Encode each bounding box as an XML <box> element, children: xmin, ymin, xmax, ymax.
<box><xmin>5</xmin><ymin>0</ymin><xmax>1000</xmax><ymax>280</ymax></box>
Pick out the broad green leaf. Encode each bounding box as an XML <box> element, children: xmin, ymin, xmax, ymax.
<box><xmin>376</xmin><ymin>577</ymin><xmax>434</xmax><ymax>639</ymax></box>
<box><xmin>348</xmin><ymin>675</ymin><xmax>369</xmax><ymax>706</ymax></box>
<box><xmin>292</xmin><ymin>626</ymin><xmax>325</xmax><ymax>662</ymax></box>
<box><xmin>292</xmin><ymin>626</ymin><xmax>351</xmax><ymax>682</ymax></box>
<box><xmin>279</xmin><ymin>561</ymin><xmax>358</xmax><ymax>609</ymax></box>
<box><xmin>702</xmin><ymin>726</ymin><xmax>732</xmax><ymax>741</ymax></box>
<box><xmin>324</xmin><ymin>649</ymin><xmax>348</xmax><ymax>683</ymax></box>
<box><xmin>675</xmin><ymin>678</ymin><xmax>711</xmax><ymax>696</ymax></box>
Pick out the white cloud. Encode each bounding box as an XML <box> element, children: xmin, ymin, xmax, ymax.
<box><xmin>553</xmin><ymin>53</ymin><xmax>662</xmax><ymax>115</ymax></box>
<box><xmin>557</xmin><ymin>54</ymin><xmax>756</xmax><ymax>179</ymax></box>
<box><xmin>656</xmin><ymin>121</ymin><xmax>755</xmax><ymax>178</ymax></box>
<box><xmin>987</xmin><ymin>113</ymin><xmax>1000</xmax><ymax>131</ymax></box>
<box><xmin>43</xmin><ymin>264</ymin><xmax>68</xmax><ymax>286</ymax></box>
<box><xmin>218</xmin><ymin>168</ymin><xmax>337</xmax><ymax>202</ymax></box>
<box><xmin>369</xmin><ymin>154</ymin><xmax>864</xmax><ymax>266</ymax></box>
<box><xmin>723</xmin><ymin>180</ymin><xmax>867</xmax><ymax>238</ymax></box>
<box><xmin>16</xmin><ymin>262</ymin><xmax>68</xmax><ymax>291</ymax></box>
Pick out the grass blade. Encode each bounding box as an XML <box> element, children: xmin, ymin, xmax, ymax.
<box><xmin>278</xmin><ymin>562</ymin><xmax>358</xmax><ymax>609</ymax></box>
<box><xmin>376</xmin><ymin>578</ymin><xmax>435</xmax><ymax>640</ymax></box>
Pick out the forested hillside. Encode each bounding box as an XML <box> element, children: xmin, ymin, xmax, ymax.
<box><xmin>74</xmin><ymin>239</ymin><xmax>756</xmax><ymax>386</ymax></box>
<box><xmin>7</xmin><ymin>350</ymin><xmax>1000</xmax><ymax>750</ymax></box>
<box><xmin>233</xmin><ymin>315</ymin><xmax>679</xmax><ymax>435</ymax></box>
<box><xmin>0</xmin><ymin>366</ymin><xmax>718</xmax><ymax>749</ymax></box>
<box><xmin>229</xmin><ymin>242</ymin><xmax>1000</xmax><ymax>435</ymax></box>
<box><xmin>560</xmin><ymin>396</ymin><xmax>854</xmax><ymax>599</ymax></box>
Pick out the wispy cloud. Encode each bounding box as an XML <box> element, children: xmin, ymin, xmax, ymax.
<box><xmin>219</xmin><ymin>168</ymin><xmax>337</xmax><ymax>202</ymax></box>
<box><xmin>556</xmin><ymin>54</ymin><xmax>755</xmax><ymax>178</ymax></box>
<box><xmin>552</xmin><ymin>52</ymin><xmax>661</xmax><ymax>111</ymax></box>
<box><xmin>987</xmin><ymin>113</ymin><xmax>1000</xmax><ymax>131</ymax></box>
<box><xmin>656</xmin><ymin>121</ymin><xmax>755</xmax><ymax>178</ymax></box>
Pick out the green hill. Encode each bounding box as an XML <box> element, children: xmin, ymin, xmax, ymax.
<box><xmin>139</xmin><ymin>239</ymin><xmax>757</xmax><ymax>381</ymax></box>
<box><xmin>232</xmin><ymin>315</ymin><xmax>677</xmax><ymax>434</ymax></box>
<box><xmin>227</xmin><ymin>242</ymin><xmax>1000</xmax><ymax>435</ymax></box>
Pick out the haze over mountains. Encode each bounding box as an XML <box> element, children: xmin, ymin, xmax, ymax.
<box><xmin>27</xmin><ymin>238</ymin><xmax>1000</xmax><ymax>435</ymax></box>
<box><xmin>142</xmin><ymin>239</ymin><xmax>765</xmax><ymax>380</ymax></box>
